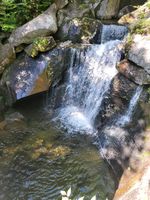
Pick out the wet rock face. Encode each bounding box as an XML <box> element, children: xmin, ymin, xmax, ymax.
<box><xmin>95</xmin><ymin>73</ymin><xmax>138</xmax><ymax>129</ymax></box>
<box><xmin>8</xmin><ymin>4</ymin><xmax>58</xmax><ymax>47</ymax></box>
<box><xmin>117</xmin><ymin>59</ymin><xmax>150</xmax><ymax>85</ymax></box>
<box><xmin>111</xmin><ymin>73</ymin><xmax>137</xmax><ymax>101</ymax></box>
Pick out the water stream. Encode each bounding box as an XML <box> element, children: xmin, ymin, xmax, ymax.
<box><xmin>116</xmin><ymin>86</ymin><xmax>143</xmax><ymax>127</ymax></box>
<box><xmin>0</xmin><ymin>24</ymin><xmax>143</xmax><ymax>200</ymax></box>
<box><xmin>53</xmin><ymin>40</ymin><xmax>122</xmax><ymax>134</ymax></box>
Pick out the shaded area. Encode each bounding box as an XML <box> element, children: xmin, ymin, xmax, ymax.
<box><xmin>0</xmin><ymin>94</ymin><xmax>117</xmax><ymax>200</ymax></box>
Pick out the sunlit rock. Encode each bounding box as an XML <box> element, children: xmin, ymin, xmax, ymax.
<box><xmin>8</xmin><ymin>4</ymin><xmax>58</xmax><ymax>46</ymax></box>
<box><xmin>56</xmin><ymin>17</ymin><xmax>102</xmax><ymax>43</ymax></box>
<box><xmin>117</xmin><ymin>59</ymin><xmax>150</xmax><ymax>85</ymax></box>
<box><xmin>128</xmin><ymin>35</ymin><xmax>150</xmax><ymax>74</ymax></box>
<box><xmin>0</xmin><ymin>42</ymin><xmax>83</xmax><ymax>102</ymax></box>
<box><xmin>96</xmin><ymin>0</ymin><xmax>120</xmax><ymax>19</ymax></box>
<box><xmin>24</xmin><ymin>36</ymin><xmax>56</xmax><ymax>57</ymax></box>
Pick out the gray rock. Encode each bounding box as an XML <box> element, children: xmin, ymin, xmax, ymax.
<box><xmin>118</xmin><ymin>5</ymin><xmax>136</xmax><ymax>18</ymax></box>
<box><xmin>24</xmin><ymin>36</ymin><xmax>56</xmax><ymax>57</ymax></box>
<box><xmin>56</xmin><ymin>17</ymin><xmax>102</xmax><ymax>43</ymax></box>
<box><xmin>0</xmin><ymin>43</ymin><xmax>16</xmax><ymax>75</ymax></box>
<box><xmin>0</xmin><ymin>42</ymin><xmax>74</xmax><ymax>102</ymax></box>
<box><xmin>96</xmin><ymin>0</ymin><xmax>120</xmax><ymax>19</ymax></box>
<box><xmin>128</xmin><ymin>35</ymin><xmax>150</xmax><ymax>74</ymax></box>
<box><xmin>55</xmin><ymin>0</ymin><xmax>69</xmax><ymax>9</ymax></box>
<box><xmin>8</xmin><ymin>4</ymin><xmax>58</xmax><ymax>47</ymax></box>
<box><xmin>117</xmin><ymin>59</ymin><xmax>150</xmax><ymax>85</ymax></box>
<box><xmin>57</xmin><ymin>3</ymin><xmax>92</xmax><ymax>27</ymax></box>
<box><xmin>57</xmin><ymin>0</ymin><xmax>121</xmax><ymax>28</ymax></box>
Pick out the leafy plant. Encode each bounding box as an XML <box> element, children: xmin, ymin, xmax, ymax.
<box><xmin>60</xmin><ymin>187</ymin><xmax>97</xmax><ymax>200</ymax></box>
<box><xmin>0</xmin><ymin>0</ymin><xmax>54</xmax><ymax>32</ymax></box>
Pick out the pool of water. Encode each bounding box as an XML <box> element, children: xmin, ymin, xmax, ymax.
<box><xmin>0</xmin><ymin>95</ymin><xmax>117</xmax><ymax>200</ymax></box>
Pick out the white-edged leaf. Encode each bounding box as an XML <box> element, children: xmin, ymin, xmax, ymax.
<box><xmin>67</xmin><ymin>187</ymin><xmax>71</xmax><ymax>197</ymax></box>
<box><xmin>91</xmin><ymin>195</ymin><xmax>96</xmax><ymax>200</ymax></box>
<box><xmin>60</xmin><ymin>190</ymin><xmax>67</xmax><ymax>196</ymax></box>
<box><xmin>62</xmin><ymin>197</ymin><xmax>68</xmax><ymax>200</ymax></box>
<box><xmin>78</xmin><ymin>197</ymin><xmax>84</xmax><ymax>200</ymax></box>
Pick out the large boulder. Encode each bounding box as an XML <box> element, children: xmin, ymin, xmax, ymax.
<box><xmin>113</xmin><ymin>129</ymin><xmax>150</xmax><ymax>200</ymax></box>
<box><xmin>57</xmin><ymin>2</ymin><xmax>93</xmax><ymax>27</ymax></box>
<box><xmin>56</xmin><ymin>18</ymin><xmax>128</xmax><ymax>44</ymax></box>
<box><xmin>8</xmin><ymin>4</ymin><xmax>58</xmax><ymax>47</ymax></box>
<box><xmin>55</xmin><ymin>17</ymin><xmax>102</xmax><ymax>43</ymax></box>
<box><xmin>128</xmin><ymin>35</ymin><xmax>150</xmax><ymax>74</ymax></box>
<box><xmin>96</xmin><ymin>0</ymin><xmax>120</xmax><ymax>19</ymax></box>
<box><xmin>0</xmin><ymin>42</ymin><xmax>73</xmax><ymax>103</ymax></box>
<box><xmin>0</xmin><ymin>43</ymin><xmax>16</xmax><ymax>75</ymax></box>
<box><xmin>117</xmin><ymin>59</ymin><xmax>150</xmax><ymax>85</ymax></box>
<box><xmin>119</xmin><ymin>1</ymin><xmax>150</xmax><ymax>27</ymax></box>
<box><xmin>57</xmin><ymin>0</ymin><xmax>121</xmax><ymax>27</ymax></box>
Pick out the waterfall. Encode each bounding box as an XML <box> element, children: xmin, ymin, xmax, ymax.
<box><xmin>53</xmin><ymin>40</ymin><xmax>122</xmax><ymax>134</ymax></box>
<box><xmin>101</xmin><ymin>24</ymin><xmax>128</xmax><ymax>44</ymax></box>
<box><xmin>116</xmin><ymin>86</ymin><xmax>143</xmax><ymax>127</ymax></box>
<box><xmin>98</xmin><ymin>86</ymin><xmax>143</xmax><ymax>161</ymax></box>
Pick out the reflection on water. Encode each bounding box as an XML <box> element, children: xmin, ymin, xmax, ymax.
<box><xmin>0</xmin><ymin>95</ymin><xmax>116</xmax><ymax>200</ymax></box>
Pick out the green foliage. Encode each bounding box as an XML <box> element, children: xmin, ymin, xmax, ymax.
<box><xmin>0</xmin><ymin>0</ymin><xmax>54</xmax><ymax>32</ymax></box>
<box><xmin>131</xmin><ymin>18</ymin><xmax>150</xmax><ymax>34</ymax></box>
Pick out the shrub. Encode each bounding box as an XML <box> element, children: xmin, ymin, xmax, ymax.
<box><xmin>0</xmin><ymin>0</ymin><xmax>53</xmax><ymax>32</ymax></box>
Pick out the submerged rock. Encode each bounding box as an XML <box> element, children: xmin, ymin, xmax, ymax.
<box><xmin>117</xmin><ymin>59</ymin><xmax>150</xmax><ymax>85</ymax></box>
<box><xmin>8</xmin><ymin>4</ymin><xmax>58</xmax><ymax>46</ymax></box>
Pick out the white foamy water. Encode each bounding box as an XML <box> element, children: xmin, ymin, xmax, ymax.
<box><xmin>53</xmin><ymin>40</ymin><xmax>122</xmax><ymax>134</ymax></box>
<box><xmin>116</xmin><ymin>86</ymin><xmax>143</xmax><ymax>127</ymax></box>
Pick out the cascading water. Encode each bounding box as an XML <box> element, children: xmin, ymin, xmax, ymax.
<box><xmin>53</xmin><ymin>40</ymin><xmax>122</xmax><ymax>134</ymax></box>
<box><xmin>101</xmin><ymin>25</ymin><xmax>128</xmax><ymax>44</ymax></box>
<box><xmin>116</xmin><ymin>86</ymin><xmax>143</xmax><ymax>127</ymax></box>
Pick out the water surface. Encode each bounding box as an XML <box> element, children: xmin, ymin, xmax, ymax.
<box><xmin>0</xmin><ymin>95</ymin><xmax>117</xmax><ymax>200</ymax></box>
